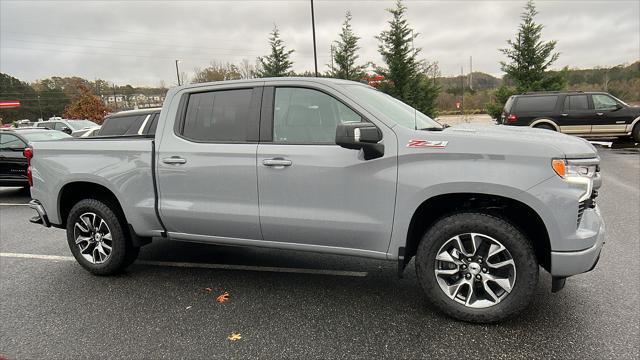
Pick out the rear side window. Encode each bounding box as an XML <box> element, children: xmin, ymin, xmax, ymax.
<box><xmin>504</xmin><ymin>96</ymin><xmax>515</xmax><ymax>113</ymax></box>
<box><xmin>0</xmin><ymin>134</ymin><xmax>26</xmax><ymax>151</ymax></box>
<box><xmin>563</xmin><ymin>95</ymin><xmax>589</xmax><ymax>111</ymax></box>
<box><xmin>144</xmin><ymin>113</ymin><xmax>160</xmax><ymax>135</ymax></box>
<box><xmin>100</xmin><ymin>115</ymin><xmax>146</xmax><ymax>136</ymax></box>
<box><xmin>36</xmin><ymin>122</ymin><xmax>49</xmax><ymax>128</ymax></box>
<box><xmin>182</xmin><ymin>89</ymin><xmax>253</xmax><ymax>142</ymax></box>
<box><xmin>514</xmin><ymin>96</ymin><xmax>558</xmax><ymax>112</ymax></box>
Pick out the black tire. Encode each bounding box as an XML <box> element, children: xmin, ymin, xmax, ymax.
<box><xmin>533</xmin><ymin>123</ymin><xmax>555</xmax><ymax>131</ymax></box>
<box><xmin>632</xmin><ymin>123</ymin><xmax>640</xmax><ymax>142</ymax></box>
<box><xmin>415</xmin><ymin>212</ymin><xmax>538</xmax><ymax>323</ymax></box>
<box><xmin>66</xmin><ymin>198</ymin><xmax>138</xmax><ymax>275</ymax></box>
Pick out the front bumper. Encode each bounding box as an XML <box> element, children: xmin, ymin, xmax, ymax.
<box><xmin>28</xmin><ymin>199</ymin><xmax>50</xmax><ymax>227</ymax></box>
<box><xmin>550</xmin><ymin>206</ymin><xmax>605</xmax><ymax>277</ymax></box>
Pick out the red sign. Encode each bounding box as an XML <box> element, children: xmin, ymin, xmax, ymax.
<box><xmin>0</xmin><ymin>100</ymin><xmax>20</xmax><ymax>109</ymax></box>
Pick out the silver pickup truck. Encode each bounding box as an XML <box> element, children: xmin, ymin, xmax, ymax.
<box><xmin>27</xmin><ymin>78</ymin><xmax>604</xmax><ymax>323</ymax></box>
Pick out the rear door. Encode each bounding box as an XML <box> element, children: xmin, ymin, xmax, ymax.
<box><xmin>256</xmin><ymin>85</ymin><xmax>397</xmax><ymax>253</ymax></box>
<box><xmin>157</xmin><ymin>85</ymin><xmax>263</xmax><ymax>240</ymax></box>
<box><xmin>0</xmin><ymin>133</ymin><xmax>28</xmax><ymax>182</ymax></box>
<box><xmin>591</xmin><ymin>94</ymin><xmax>630</xmax><ymax>135</ymax></box>
<box><xmin>559</xmin><ymin>94</ymin><xmax>593</xmax><ymax>134</ymax></box>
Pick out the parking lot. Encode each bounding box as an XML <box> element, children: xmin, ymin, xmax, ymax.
<box><xmin>0</xmin><ymin>142</ymin><xmax>638</xmax><ymax>359</ymax></box>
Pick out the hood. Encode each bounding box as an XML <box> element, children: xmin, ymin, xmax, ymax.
<box><xmin>446</xmin><ymin>123</ymin><xmax>598</xmax><ymax>159</ymax></box>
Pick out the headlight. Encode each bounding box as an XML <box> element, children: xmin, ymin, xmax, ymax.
<box><xmin>552</xmin><ymin>159</ymin><xmax>596</xmax><ymax>201</ymax></box>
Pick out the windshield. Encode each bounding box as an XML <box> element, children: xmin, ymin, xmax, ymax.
<box><xmin>341</xmin><ymin>85</ymin><xmax>442</xmax><ymax>130</ymax></box>
<box><xmin>21</xmin><ymin>131</ymin><xmax>72</xmax><ymax>142</ymax></box>
<box><xmin>66</xmin><ymin>120</ymin><xmax>97</xmax><ymax>130</ymax></box>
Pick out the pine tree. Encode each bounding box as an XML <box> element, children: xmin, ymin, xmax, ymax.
<box><xmin>499</xmin><ymin>0</ymin><xmax>565</xmax><ymax>92</ymax></box>
<box><xmin>256</xmin><ymin>25</ymin><xmax>294</xmax><ymax>78</ymax></box>
<box><xmin>376</xmin><ymin>0</ymin><xmax>439</xmax><ymax>117</ymax></box>
<box><xmin>330</xmin><ymin>11</ymin><xmax>365</xmax><ymax>81</ymax></box>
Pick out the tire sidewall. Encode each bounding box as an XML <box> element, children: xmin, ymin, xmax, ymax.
<box><xmin>66</xmin><ymin>199</ymin><xmax>128</xmax><ymax>275</ymax></box>
<box><xmin>416</xmin><ymin>212</ymin><xmax>539</xmax><ymax>322</ymax></box>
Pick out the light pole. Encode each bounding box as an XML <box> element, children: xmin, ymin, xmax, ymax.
<box><xmin>310</xmin><ymin>0</ymin><xmax>318</xmax><ymax>77</ymax></box>
<box><xmin>37</xmin><ymin>94</ymin><xmax>43</xmax><ymax>120</ymax></box>
<box><xmin>175</xmin><ymin>60</ymin><xmax>181</xmax><ymax>86</ymax></box>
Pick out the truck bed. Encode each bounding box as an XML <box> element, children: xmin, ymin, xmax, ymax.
<box><xmin>30</xmin><ymin>138</ymin><xmax>162</xmax><ymax>237</ymax></box>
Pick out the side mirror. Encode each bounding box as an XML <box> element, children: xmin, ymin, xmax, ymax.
<box><xmin>61</xmin><ymin>126</ymin><xmax>72</xmax><ymax>134</ymax></box>
<box><xmin>335</xmin><ymin>122</ymin><xmax>384</xmax><ymax>160</ymax></box>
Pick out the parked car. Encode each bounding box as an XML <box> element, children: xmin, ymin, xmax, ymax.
<box><xmin>500</xmin><ymin>91</ymin><xmax>640</xmax><ymax>141</ymax></box>
<box><xmin>80</xmin><ymin>126</ymin><xmax>101</xmax><ymax>138</ymax></box>
<box><xmin>0</xmin><ymin>128</ymin><xmax>71</xmax><ymax>187</ymax></box>
<box><xmin>98</xmin><ymin>108</ymin><xmax>161</xmax><ymax>136</ymax></box>
<box><xmin>27</xmin><ymin>78</ymin><xmax>604</xmax><ymax>323</ymax></box>
<box><xmin>36</xmin><ymin>119</ymin><xmax>98</xmax><ymax>137</ymax></box>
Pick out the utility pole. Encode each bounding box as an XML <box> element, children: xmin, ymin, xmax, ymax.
<box><xmin>469</xmin><ymin>56</ymin><xmax>473</xmax><ymax>91</ymax></box>
<box><xmin>37</xmin><ymin>93</ymin><xmax>43</xmax><ymax>120</ymax></box>
<box><xmin>175</xmin><ymin>60</ymin><xmax>181</xmax><ymax>86</ymax></box>
<box><xmin>310</xmin><ymin>0</ymin><xmax>318</xmax><ymax>77</ymax></box>
<box><xmin>461</xmin><ymin>66</ymin><xmax>465</xmax><ymax>115</ymax></box>
<box><xmin>112</xmin><ymin>84</ymin><xmax>118</xmax><ymax>111</ymax></box>
<box><xmin>330</xmin><ymin>44</ymin><xmax>335</xmax><ymax>74</ymax></box>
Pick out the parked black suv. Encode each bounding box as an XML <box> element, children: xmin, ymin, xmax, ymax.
<box><xmin>501</xmin><ymin>91</ymin><xmax>640</xmax><ymax>141</ymax></box>
<box><xmin>0</xmin><ymin>128</ymin><xmax>71</xmax><ymax>187</ymax></box>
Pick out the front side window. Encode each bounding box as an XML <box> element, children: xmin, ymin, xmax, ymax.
<box><xmin>182</xmin><ymin>89</ymin><xmax>253</xmax><ymax>142</ymax></box>
<box><xmin>53</xmin><ymin>122</ymin><xmax>66</xmax><ymax>131</ymax></box>
<box><xmin>0</xmin><ymin>134</ymin><xmax>26</xmax><ymax>151</ymax></box>
<box><xmin>563</xmin><ymin>95</ymin><xmax>589</xmax><ymax>111</ymax></box>
<box><xmin>592</xmin><ymin>94</ymin><xmax>618</xmax><ymax>111</ymax></box>
<box><xmin>273</xmin><ymin>87</ymin><xmax>362</xmax><ymax>143</ymax></box>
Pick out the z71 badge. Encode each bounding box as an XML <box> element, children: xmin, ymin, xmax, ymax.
<box><xmin>407</xmin><ymin>139</ymin><xmax>449</xmax><ymax>148</ymax></box>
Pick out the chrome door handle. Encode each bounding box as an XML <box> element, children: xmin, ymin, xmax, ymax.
<box><xmin>262</xmin><ymin>158</ymin><xmax>292</xmax><ymax>167</ymax></box>
<box><xmin>560</xmin><ymin>113</ymin><xmax>568</xmax><ymax>117</ymax></box>
<box><xmin>162</xmin><ymin>156</ymin><xmax>187</xmax><ymax>165</ymax></box>
<box><xmin>596</xmin><ymin>112</ymin><xmax>604</xmax><ymax>116</ymax></box>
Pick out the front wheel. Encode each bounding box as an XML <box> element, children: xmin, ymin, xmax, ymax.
<box><xmin>632</xmin><ymin>123</ymin><xmax>640</xmax><ymax>142</ymax></box>
<box><xmin>66</xmin><ymin>199</ymin><xmax>138</xmax><ymax>275</ymax></box>
<box><xmin>416</xmin><ymin>212</ymin><xmax>538</xmax><ymax>323</ymax></box>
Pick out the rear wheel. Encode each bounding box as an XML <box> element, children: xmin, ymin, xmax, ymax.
<box><xmin>415</xmin><ymin>212</ymin><xmax>538</xmax><ymax>323</ymax></box>
<box><xmin>66</xmin><ymin>199</ymin><xmax>138</xmax><ymax>275</ymax></box>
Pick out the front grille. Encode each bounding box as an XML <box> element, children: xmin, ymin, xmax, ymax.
<box><xmin>577</xmin><ymin>190</ymin><xmax>598</xmax><ymax>228</ymax></box>
<box><xmin>577</xmin><ymin>201</ymin><xmax>587</xmax><ymax>227</ymax></box>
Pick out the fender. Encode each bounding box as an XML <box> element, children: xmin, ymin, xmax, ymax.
<box><xmin>529</xmin><ymin>118</ymin><xmax>559</xmax><ymax>131</ymax></box>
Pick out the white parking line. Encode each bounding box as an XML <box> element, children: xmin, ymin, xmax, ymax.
<box><xmin>0</xmin><ymin>203</ymin><xmax>29</xmax><ymax>206</ymax></box>
<box><xmin>0</xmin><ymin>252</ymin><xmax>368</xmax><ymax>277</ymax></box>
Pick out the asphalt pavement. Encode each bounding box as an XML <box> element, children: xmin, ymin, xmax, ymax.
<box><xmin>1</xmin><ymin>142</ymin><xmax>638</xmax><ymax>359</ymax></box>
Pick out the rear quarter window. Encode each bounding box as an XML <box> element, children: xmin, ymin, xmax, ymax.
<box><xmin>514</xmin><ymin>96</ymin><xmax>558</xmax><ymax>112</ymax></box>
<box><xmin>100</xmin><ymin>115</ymin><xmax>146</xmax><ymax>136</ymax></box>
<box><xmin>504</xmin><ymin>96</ymin><xmax>515</xmax><ymax>113</ymax></box>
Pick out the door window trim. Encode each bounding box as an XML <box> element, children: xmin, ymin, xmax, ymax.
<box><xmin>259</xmin><ymin>85</ymin><xmax>375</xmax><ymax>145</ymax></box>
<box><xmin>173</xmin><ymin>86</ymin><xmax>263</xmax><ymax>144</ymax></box>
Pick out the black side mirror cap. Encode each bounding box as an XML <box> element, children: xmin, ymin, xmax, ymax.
<box><xmin>335</xmin><ymin>122</ymin><xmax>384</xmax><ymax>160</ymax></box>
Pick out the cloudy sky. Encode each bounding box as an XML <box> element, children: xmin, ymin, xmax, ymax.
<box><xmin>1</xmin><ymin>0</ymin><xmax>638</xmax><ymax>87</ymax></box>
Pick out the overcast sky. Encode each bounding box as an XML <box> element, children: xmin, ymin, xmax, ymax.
<box><xmin>1</xmin><ymin>0</ymin><xmax>638</xmax><ymax>87</ymax></box>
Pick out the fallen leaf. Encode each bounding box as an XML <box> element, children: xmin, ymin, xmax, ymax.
<box><xmin>216</xmin><ymin>292</ymin><xmax>230</xmax><ymax>303</ymax></box>
<box><xmin>227</xmin><ymin>332</ymin><xmax>242</xmax><ymax>341</ymax></box>
<box><xmin>186</xmin><ymin>306</ymin><xmax>192</xmax><ymax>310</ymax></box>
<box><xmin>204</xmin><ymin>288</ymin><xmax>213</xmax><ymax>293</ymax></box>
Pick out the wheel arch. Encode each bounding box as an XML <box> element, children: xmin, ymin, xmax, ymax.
<box><xmin>403</xmin><ymin>192</ymin><xmax>551</xmax><ymax>271</ymax></box>
<box><xmin>58</xmin><ymin>181</ymin><xmax>126</xmax><ymax>229</ymax></box>
<box><xmin>529</xmin><ymin>118</ymin><xmax>559</xmax><ymax>131</ymax></box>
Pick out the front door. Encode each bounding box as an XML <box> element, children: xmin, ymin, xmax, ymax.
<box><xmin>157</xmin><ymin>86</ymin><xmax>263</xmax><ymax>240</ymax></box>
<box><xmin>558</xmin><ymin>94</ymin><xmax>593</xmax><ymax>134</ymax></box>
<box><xmin>591</xmin><ymin>94</ymin><xmax>631</xmax><ymax>135</ymax></box>
<box><xmin>256</xmin><ymin>86</ymin><xmax>397</xmax><ymax>253</ymax></box>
